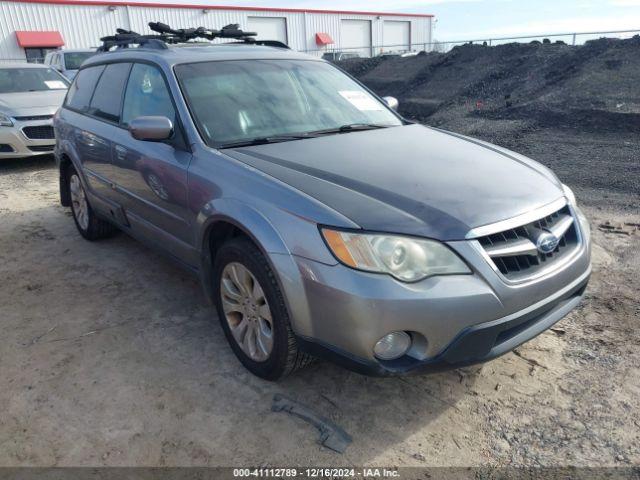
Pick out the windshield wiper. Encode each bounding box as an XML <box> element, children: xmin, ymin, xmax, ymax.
<box><xmin>309</xmin><ymin>123</ymin><xmax>391</xmax><ymax>136</ymax></box>
<box><xmin>217</xmin><ymin>133</ymin><xmax>317</xmax><ymax>149</ymax></box>
<box><xmin>217</xmin><ymin>124</ymin><xmax>390</xmax><ymax>148</ymax></box>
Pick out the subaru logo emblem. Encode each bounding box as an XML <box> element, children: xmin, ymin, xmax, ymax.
<box><xmin>537</xmin><ymin>232</ymin><xmax>559</xmax><ymax>254</ymax></box>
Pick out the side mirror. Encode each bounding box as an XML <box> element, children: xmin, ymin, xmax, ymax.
<box><xmin>129</xmin><ymin>116</ymin><xmax>173</xmax><ymax>142</ymax></box>
<box><xmin>383</xmin><ymin>96</ymin><xmax>399</xmax><ymax>111</ymax></box>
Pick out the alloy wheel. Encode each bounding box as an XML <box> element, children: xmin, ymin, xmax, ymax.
<box><xmin>69</xmin><ymin>174</ymin><xmax>89</xmax><ymax>231</ymax></box>
<box><xmin>220</xmin><ymin>262</ymin><xmax>274</xmax><ymax>362</ymax></box>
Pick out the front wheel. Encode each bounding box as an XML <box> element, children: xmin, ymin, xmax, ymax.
<box><xmin>68</xmin><ymin>167</ymin><xmax>117</xmax><ymax>241</ymax></box>
<box><xmin>212</xmin><ymin>238</ymin><xmax>313</xmax><ymax>380</ymax></box>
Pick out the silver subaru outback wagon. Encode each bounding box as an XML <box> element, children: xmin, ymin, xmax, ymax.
<box><xmin>55</xmin><ymin>33</ymin><xmax>591</xmax><ymax>380</ymax></box>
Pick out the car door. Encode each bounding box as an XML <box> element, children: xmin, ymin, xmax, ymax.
<box><xmin>64</xmin><ymin>64</ymin><xmax>111</xmax><ymax>198</ymax></box>
<box><xmin>84</xmin><ymin>62</ymin><xmax>132</xmax><ymax>201</ymax></box>
<box><xmin>109</xmin><ymin>62</ymin><xmax>193</xmax><ymax>260</ymax></box>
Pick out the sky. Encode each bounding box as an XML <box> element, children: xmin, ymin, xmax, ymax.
<box><xmin>100</xmin><ymin>0</ymin><xmax>640</xmax><ymax>40</ymax></box>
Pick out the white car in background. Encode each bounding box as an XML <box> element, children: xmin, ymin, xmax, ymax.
<box><xmin>44</xmin><ymin>49</ymin><xmax>95</xmax><ymax>80</ymax></box>
<box><xmin>0</xmin><ymin>63</ymin><xmax>69</xmax><ymax>159</ymax></box>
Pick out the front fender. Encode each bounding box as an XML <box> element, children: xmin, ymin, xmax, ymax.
<box><xmin>196</xmin><ymin>198</ymin><xmax>317</xmax><ymax>336</ymax></box>
<box><xmin>197</xmin><ymin>197</ymin><xmax>291</xmax><ymax>257</ymax></box>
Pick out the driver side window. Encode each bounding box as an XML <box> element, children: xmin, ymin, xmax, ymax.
<box><xmin>122</xmin><ymin>63</ymin><xmax>176</xmax><ymax>127</ymax></box>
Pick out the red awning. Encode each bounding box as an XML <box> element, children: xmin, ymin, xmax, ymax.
<box><xmin>15</xmin><ymin>31</ymin><xmax>65</xmax><ymax>48</ymax></box>
<box><xmin>315</xmin><ymin>32</ymin><xmax>334</xmax><ymax>46</ymax></box>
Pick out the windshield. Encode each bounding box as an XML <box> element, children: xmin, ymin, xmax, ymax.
<box><xmin>0</xmin><ymin>68</ymin><xmax>69</xmax><ymax>94</ymax></box>
<box><xmin>175</xmin><ymin>59</ymin><xmax>402</xmax><ymax>147</ymax></box>
<box><xmin>63</xmin><ymin>52</ymin><xmax>94</xmax><ymax>70</ymax></box>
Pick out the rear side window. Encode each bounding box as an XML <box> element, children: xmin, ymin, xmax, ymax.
<box><xmin>65</xmin><ymin>65</ymin><xmax>104</xmax><ymax>112</ymax></box>
<box><xmin>121</xmin><ymin>63</ymin><xmax>176</xmax><ymax>127</ymax></box>
<box><xmin>88</xmin><ymin>63</ymin><xmax>131</xmax><ymax>123</ymax></box>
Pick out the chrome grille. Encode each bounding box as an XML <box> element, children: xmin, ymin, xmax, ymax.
<box><xmin>477</xmin><ymin>205</ymin><xmax>579</xmax><ymax>281</ymax></box>
<box><xmin>22</xmin><ymin>125</ymin><xmax>55</xmax><ymax>140</ymax></box>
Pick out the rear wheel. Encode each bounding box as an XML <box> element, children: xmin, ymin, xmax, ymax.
<box><xmin>213</xmin><ymin>237</ymin><xmax>313</xmax><ymax>380</ymax></box>
<box><xmin>68</xmin><ymin>167</ymin><xmax>117</xmax><ymax>241</ymax></box>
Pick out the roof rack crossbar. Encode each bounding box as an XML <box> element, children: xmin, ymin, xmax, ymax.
<box><xmin>97</xmin><ymin>21</ymin><xmax>262</xmax><ymax>51</ymax></box>
<box><xmin>243</xmin><ymin>39</ymin><xmax>290</xmax><ymax>49</ymax></box>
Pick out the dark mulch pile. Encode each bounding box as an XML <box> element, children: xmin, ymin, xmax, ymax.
<box><xmin>338</xmin><ymin>36</ymin><xmax>640</xmax><ymax>212</ymax></box>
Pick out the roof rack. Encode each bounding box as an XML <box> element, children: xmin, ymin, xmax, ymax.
<box><xmin>238</xmin><ymin>39</ymin><xmax>290</xmax><ymax>49</ymax></box>
<box><xmin>98</xmin><ymin>21</ymin><xmax>289</xmax><ymax>51</ymax></box>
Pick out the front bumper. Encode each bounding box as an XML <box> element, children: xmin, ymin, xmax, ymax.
<box><xmin>0</xmin><ymin>121</ymin><xmax>55</xmax><ymax>159</ymax></box>
<box><xmin>277</xmin><ymin>206</ymin><xmax>592</xmax><ymax>376</ymax></box>
<box><xmin>296</xmin><ymin>270</ymin><xmax>588</xmax><ymax>376</ymax></box>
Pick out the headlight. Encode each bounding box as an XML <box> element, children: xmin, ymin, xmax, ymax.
<box><xmin>563</xmin><ymin>184</ymin><xmax>589</xmax><ymax>238</ymax></box>
<box><xmin>562</xmin><ymin>184</ymin><xmax>576</xmax><ymax>206</ymax></box>
<box><xmin>321</xmin><ymin>228</ymin><xmax>471</xmax><ymax>282</ymax></box>
<box><xmin>0</xmin><ymin>112</ymin><xmax>13</xmax><ymax>127</ymax></box>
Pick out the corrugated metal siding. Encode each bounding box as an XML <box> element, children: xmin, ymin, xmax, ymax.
<box><xmin>0</xmin><ymin>1</ymin><xmax>433</xmax><ymax>61</ymax></box>
<box><xmin>127</xmin><ymin>7</ymin><xmax>308</xmax><ymax>48</ymax></box>
<box><xmin>0</xmin><ymin>1</ymin><xmax>128</xmax><ymax>61</ymax></box>
<box><xmin>304</xmin><ymin>14</ymin><xmax>432</xmax><ymax>56</ymax></box>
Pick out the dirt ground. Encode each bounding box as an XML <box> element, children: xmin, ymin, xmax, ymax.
<box><xmin>0</xmin><ymin>141</ymin><xmax>638</xmax><ymax>468</ymax></box>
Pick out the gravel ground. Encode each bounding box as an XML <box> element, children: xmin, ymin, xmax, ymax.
<box><xmin>0</xmin><ymin>137</ymin><xmax>638</xmax><ymax>469</ymax></box>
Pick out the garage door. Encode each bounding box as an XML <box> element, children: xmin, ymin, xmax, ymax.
<box><xmin>340</xmin><ymin>19</ymin><xmax>372</xmax><ymax>57</ymax></box>
<box><xmin>246</xmin><ymin>17</ymin><xmax>287</xmax><ymax>44</ymax></box>
<box><xmin>383</xmin><ymin>21</ymin><xmax>410</xmax><ymax>54</ymax></box>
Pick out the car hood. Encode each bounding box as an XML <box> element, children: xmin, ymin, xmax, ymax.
<box><xmin>0</xmin><ymin>90</ymin><xmax>66</xmax><ymax>117</ymax></box>
<box><xmin>224</xmin><ymin>124</ymin><xmax>565</xmax><ymax>240</ymax></box>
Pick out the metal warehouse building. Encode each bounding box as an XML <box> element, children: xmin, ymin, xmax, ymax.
<box><xmin>0</xmin><ymin>0</ymin><xmax>434</xmax><ymax>62</ymax></box>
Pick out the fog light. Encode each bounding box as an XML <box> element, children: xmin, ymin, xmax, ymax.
<box><xmin>373</xmin><ymin>331</ymin><xmax>411</xmax><ymax>360</ymax></box>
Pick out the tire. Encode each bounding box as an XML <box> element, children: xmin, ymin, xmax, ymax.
<box><xmin>212</xmin><ymin>237</ymin><xmax>313</xmax><ymax>380</ymax></box>
<box><xmin>67</xmin><ymin>166</ymin><xmax>117</xmax><ymax>241</ymax></box>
